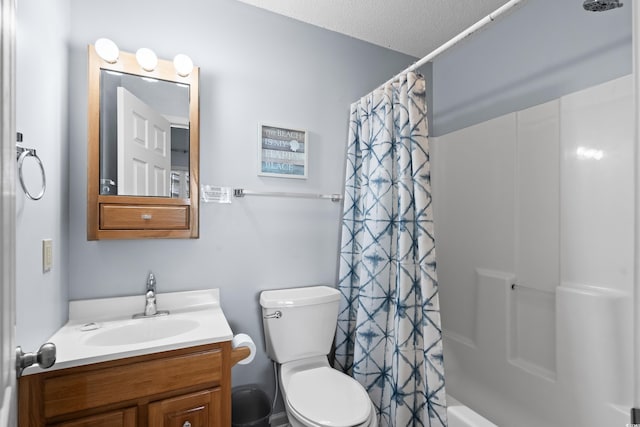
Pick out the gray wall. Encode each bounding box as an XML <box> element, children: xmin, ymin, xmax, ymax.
<box><xmin>66</xmin><ymin>0</ymin><xmax>414</xmax><ymax>402</ymax></box>
<box><xmin>431</xmin><ymin>0</ymin><xmax>631</xmax><ymax>136</ymax></box>
<box><xmin>16</xmin><ymin>0</ymin><xmax>70</xmax><ymax>351</ymax></box>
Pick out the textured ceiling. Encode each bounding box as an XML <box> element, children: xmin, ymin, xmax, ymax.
<box><xmin>235</xmin><ymin>0</ymin><xmax>511</xmax><ymax>58</ymax></box>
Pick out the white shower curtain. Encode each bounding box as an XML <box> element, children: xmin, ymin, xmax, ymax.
<box><xmin>334</xmin><ymin>72</ymin><xmax>447</xmax><ymax>427</ymax></box>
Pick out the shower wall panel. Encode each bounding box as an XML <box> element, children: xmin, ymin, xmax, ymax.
<box><xmin>560</xmin><ymin>74</ymin><xmax>634</xmax><ymax>294</ymax></box>
<box><xmin>509</xmin><ymin>99</ymin><xmax>560</xmax><ymax>381</ymax></box>
<box><xmin>431</xmin><ymin>75</ymin><xmax>633</xmax><ymax>427</ymax></box>
<box><xmin>508</xmin><ymin>285</ymin><xmax>556</xmax><ymax>380</ymax></box>
<box><xmin>514</xmin><ymin>100</ymin><xmax>560</xmax><ymax>295</ymax></box>
<box><xmin>430</xmin><ymin>114</ymin><xmax>515</xmax><ymax>348</ymax></box>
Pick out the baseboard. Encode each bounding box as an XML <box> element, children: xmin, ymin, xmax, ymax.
<box><xmin>269</xmin><ymin>411</ymin><xmax>289</xmax><ymax>427</ymax></box>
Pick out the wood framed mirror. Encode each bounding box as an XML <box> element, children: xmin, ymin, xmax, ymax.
<box><xmin>87</xmin><ymin>45</ymin><xmax>199</xmax><ymax>240</ymax></box>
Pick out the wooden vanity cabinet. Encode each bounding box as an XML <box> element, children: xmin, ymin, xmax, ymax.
<box><xmin>18</xmin><ymin>342</ymin><xmax>235</xmax><ymax>427</ymax></box>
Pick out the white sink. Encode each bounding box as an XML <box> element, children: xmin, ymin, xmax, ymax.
<box><xmin>22</xmin><ymin>289</ymin><xmax>234</xmax><ymax>375</ymax></box>
<box><xmin>84</xmin><ymin>317</ymin><xmax>200</xmax><ymax>347</ymax></box>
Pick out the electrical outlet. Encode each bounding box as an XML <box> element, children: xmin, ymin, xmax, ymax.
<box><xmin>42</xmin><ymin>239</ymin><xmax>53</xmax><ymax>273</ymax></box>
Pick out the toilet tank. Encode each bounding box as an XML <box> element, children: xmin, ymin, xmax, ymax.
<box><xmin>260</xmin><ymin>286</ymin><xmax>341</xmax><ymax>363</ymax></box>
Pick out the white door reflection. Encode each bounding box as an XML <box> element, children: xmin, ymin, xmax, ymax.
<box><xmin>117</xmin><ymin>87</ymin><xmax>171</xmax><ymax>196</ymax></box>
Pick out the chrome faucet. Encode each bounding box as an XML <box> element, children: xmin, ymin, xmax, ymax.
<box><xmin>144</xmin><ymin>272</ymin><xmax>157</xmax><ymax>316</ymax></box>
<box><xmin>133</xmin><ymin>272</ymin><xmax>169</xmax><ymax>318</ymax></box>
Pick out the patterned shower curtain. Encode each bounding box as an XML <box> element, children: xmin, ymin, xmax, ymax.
<box><xmin>334</xmin><ymin>72</ymin><xmax>447</xmax><ymax>427</ymax></box>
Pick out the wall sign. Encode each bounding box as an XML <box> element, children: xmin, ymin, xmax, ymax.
<box><xmin>258</xmin><ymin>124</ymin><xmax>308</xmax><ymax>179</ymax></box>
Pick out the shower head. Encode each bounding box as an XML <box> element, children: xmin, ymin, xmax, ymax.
<box><xmin>583</xmin><ymin>0</ymin><xmax>623</xmax><ymax>12</ymax></box>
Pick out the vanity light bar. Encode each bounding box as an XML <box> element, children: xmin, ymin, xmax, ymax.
<box><xmin>94</xmin><ymin>38</ymin><xmax>193</xmax><ymax>77</ymax></box>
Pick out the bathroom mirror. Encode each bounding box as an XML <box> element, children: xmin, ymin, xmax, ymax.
<box><xmin>99</xmin><ymin>71</ymin><xmax>190</xmax><ymax>197</ymax></box>
<box><xmin>87</xmin><ymin>45</ymin><xmax>200</xmax><ymax>240</ymax></box>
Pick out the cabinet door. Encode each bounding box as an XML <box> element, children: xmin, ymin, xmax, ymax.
<box><xmin>148</xmin><ymin>389</ymin><xmax>220</xmax><ymax>427</ymax></box>
<box><xmin>50</xmin><ymin>407</ymin><xmax>136</xmax><ymax>427</ymax></box>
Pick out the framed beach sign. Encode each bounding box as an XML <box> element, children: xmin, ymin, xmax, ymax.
<box><xmin>258</xmin><ymin>124</ymin><xmax>308</xmax><ymax>179</ymax></box>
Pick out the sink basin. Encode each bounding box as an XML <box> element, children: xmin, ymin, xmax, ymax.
<box><xmin>84</xmin><ymin>317</ymin><xmax>200</xmax><ymax>347</ymax></box>
<box><xmin>21</xmin><ymin>289</ymin><xmax>235</xmax><ymax>375</ymax></box>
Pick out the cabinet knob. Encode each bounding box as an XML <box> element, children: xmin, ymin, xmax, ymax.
<box><xmin>183</xmin><ymin>422</ymin><xmax>191</xmax><ymax>427</ymax></box>
<box><xmin>141</xmin><ymin>214</ymin><xmax>152</xmax><ymax>220</ymax></box>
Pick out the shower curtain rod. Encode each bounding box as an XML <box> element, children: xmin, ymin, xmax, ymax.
<box><xmin>376</xmin><ymin>0</ymin><xmax>526</xmax><ymax>91</ymax></box>
<box><xmin>633</xmin><ymin>0</ymin><xmax>640</xmax><ymax>422</ymax></box>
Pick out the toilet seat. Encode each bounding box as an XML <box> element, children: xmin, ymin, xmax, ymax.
<box><xmin>285</xmin><ymin>366</ymin><xmax>371</xmax><ymax>427</ymax></box>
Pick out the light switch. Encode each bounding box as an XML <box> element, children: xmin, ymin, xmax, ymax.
<box><xmin>42</xmin><ymin>239</ymin><xmax>52</xmax><ymax>273</ymax></box>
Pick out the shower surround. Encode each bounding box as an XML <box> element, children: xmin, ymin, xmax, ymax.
<box><xmin>431</xmin><ymin>75</ymin><xmax>633</xmax><ymax>427</ymax></box>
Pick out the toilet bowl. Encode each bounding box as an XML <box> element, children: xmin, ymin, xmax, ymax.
<box><xmin>260</xmin><ymin>286</ymin><xmax>378</xmax><ymax>427</ymax></box>
<box><xmin>279</xmin><ymin>357</ymin><xmax>377</xmax><ymax>427</ymax></box>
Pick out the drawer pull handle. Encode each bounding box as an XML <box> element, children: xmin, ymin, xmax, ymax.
<box><xmin>183</xmin><ymin>422</ymin><xmax>191</xmax><ymax>427</ymax></box>
<box><xmin>141</xmin><ymin>214</ymin><xmax>152</xmax><ymax>220</ymax></box>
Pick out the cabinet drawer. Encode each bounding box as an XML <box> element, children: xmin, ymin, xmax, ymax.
<box><xmin>100</xmin><ymin>204</ymin><xmax>189</xmax><ymax>230</ymax></box>
<box><xmin>43</xmin><ymin>349</ymin><xmax>222</xmax><ymax>418</ymax></box>
<box><xmin>49</xmin><ymin>407</ymin><xmax>136</xmax><ymax>427</ymax></box>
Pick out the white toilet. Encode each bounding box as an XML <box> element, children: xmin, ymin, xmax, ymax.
<box><xmin>260</xmin><ymin>286</ymin><xmax>378</xmax><ymax>427</ymax></box>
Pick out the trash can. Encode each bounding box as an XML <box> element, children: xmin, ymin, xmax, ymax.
<box><xmin>231</xmin><ymin>385</ymin><xmax>272</xmax><ymax>427</ymax></box>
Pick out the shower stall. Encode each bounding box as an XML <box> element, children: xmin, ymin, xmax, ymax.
<box><xmin>425</xmin><ymin>0</ymin><xmax>637</xmax><ymax>425</ymax></box>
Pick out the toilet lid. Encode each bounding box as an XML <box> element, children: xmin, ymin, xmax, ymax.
<box><xmin>286</xmin><ymin>367</ymin><xmax>371</xmax><ymax>427</ymax></box>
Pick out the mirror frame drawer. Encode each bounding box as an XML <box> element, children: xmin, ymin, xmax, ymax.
<box><xmin>100</xmin><ymin>204</ymin><xmax>190</xmax><ymax>230</ymax></box>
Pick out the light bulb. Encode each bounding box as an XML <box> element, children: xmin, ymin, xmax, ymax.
<box><xmin>173</xmin><ymin>54</ymin><xmax>194</xmax><ymax>77</ymax></box>
<box><xmin>94</xmin><ymin>38</ymin><xmax>119</xmax><ymax>63</ymax></box>
<box><xmin>136</xmin><ymin>48</ymin><xmax>158</xmax><ymax>72</ymax></box>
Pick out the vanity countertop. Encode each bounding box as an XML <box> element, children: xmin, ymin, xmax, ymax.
<box><xmin>22</xmin><ymin>288</ymin><xmax>233</xmax><ymax>375</ymax></box>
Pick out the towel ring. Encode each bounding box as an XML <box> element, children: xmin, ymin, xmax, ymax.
<box><xmin>16</xmin><ymin>145</ymin><xmax>46</xmax><ymax>201</ymax></box>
